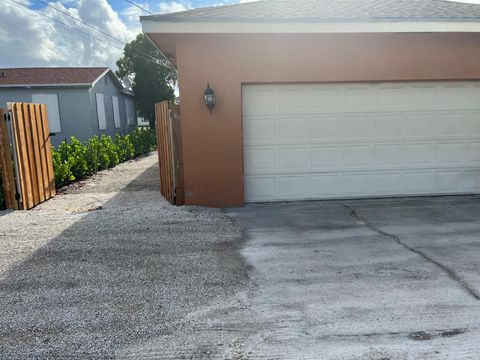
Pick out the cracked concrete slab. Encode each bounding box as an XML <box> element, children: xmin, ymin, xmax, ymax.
<box><xmin>223</xmin><ymin>197</ymin><xmax>480</xmax><ymax>359</ymax></box>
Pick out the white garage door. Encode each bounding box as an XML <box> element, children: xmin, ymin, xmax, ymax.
<box><xmin>243</xmin><ymin>82</ymin><xmax>480</xmax><ymax>202</ymax></box>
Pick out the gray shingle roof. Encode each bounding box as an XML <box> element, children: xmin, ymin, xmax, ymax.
<box><xmin>141</xmin><ymin>0</ymin><xmax>480</xmax><ymax>23</ymax></box>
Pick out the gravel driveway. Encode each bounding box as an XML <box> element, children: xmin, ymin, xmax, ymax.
<box><xmin>0</xmin><ymin>153</ymin><xmax>248</xmax><ymax>358</ymax></box>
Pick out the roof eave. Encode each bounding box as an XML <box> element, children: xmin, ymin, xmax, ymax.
<box><xmin>0</xmin><ymin>83</ymin><xmax>92</xmax><ymax>89</ymax></box>
<box><xmin>141</xmin><ymin>19</ymin><xmax>480</xmax><ymax>34</ymax></box>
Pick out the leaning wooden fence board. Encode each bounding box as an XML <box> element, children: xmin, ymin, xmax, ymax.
<box><xmin>0</xmin><ymin>102</ymin><xmax>56</xmax><ymax>210</ymax></box>
<box><xmin>155</xmin><ymin>101</ymin><xmax>184</xmax><ymax>205</ymax></box>
<box><xmin>0</xmin><ymin>108</ymin><xmax>18</xmax><ymax>209</ymax></box>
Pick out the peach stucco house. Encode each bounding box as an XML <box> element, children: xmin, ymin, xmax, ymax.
<box><xmin>142</xmin><ymin>0</ymin><xmax>480</xmax><ymax>207</ymax></box>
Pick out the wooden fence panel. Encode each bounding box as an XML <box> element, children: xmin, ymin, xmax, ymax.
<box><xmin>40</xmin><ymin>104</ymin><xmax>56</xmax><ymax>198</ymax></box>
<box><xmin>2</xmin><ymin>102</ymin><xmax>56</xmax><ymax>210</ymax></box>
<box><xmin>12</xmin><ymin>103</ymin><xmax>34</xmax><ymax>209</ymax></box>
<box><xmin>155</xmin><ymin>101</ymin><xmax>184</xmax><ymax>205</ymax></box>
<box><xmin>171</xmin><ymin>104</ymin><xmax>185</xmax><ymax>206</ymax></box>
<box><xmin>155</xmin><ymin>101</ymin><xmax>174</xmax><ymax>204</ymax></box>
<box><xmin>0</xmin><ymin>108</ymin><xmax>18</xmax><ymax>209</ymax></box>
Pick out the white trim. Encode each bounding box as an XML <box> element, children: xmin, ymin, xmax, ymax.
<box><xmin>142</xmin><ymin>20</ymin><xmax>480</xmax><ymax>34</ymax></box>
<box><xmin>91</xmin><ymin>68</ymin><xmax>111</xmax><ymax>87</ymax></box>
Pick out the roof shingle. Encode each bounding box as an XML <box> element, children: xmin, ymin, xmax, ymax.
<box><xmin>142</xmin><ymin>0</ymin><xmax>480</xmax><ymax>23</ymax></box>
<box><xmin>0</xmin><ymin>67</ymin><xmax>109</xmax><ymax>86</ymax></box>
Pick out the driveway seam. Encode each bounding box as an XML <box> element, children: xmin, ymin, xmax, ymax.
<box><xmin>341</xmin><ymin>204</ymin><xmax>480</xmax><ymax>301</ymax></box>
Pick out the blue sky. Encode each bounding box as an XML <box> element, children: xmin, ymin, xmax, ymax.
<box><xmin>0</xmin><ymin>0</ymin><xmax>245</xmax><ymax>69</ymax></box>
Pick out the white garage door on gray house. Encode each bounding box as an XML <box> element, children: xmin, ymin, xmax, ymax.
<box><xmin>0</xmin><ymin>67</ymin><xmax>137</xmax><ymax>147</ymax></box>
<box><xmin>243</xmin><ymin>82</ymin><xmax>480</xmax><ymax>202</ymax></box>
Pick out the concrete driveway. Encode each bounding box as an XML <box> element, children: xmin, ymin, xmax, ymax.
<box><xmin>221</xmin><ymin>196</ymin><xmax>480</xmax><ymax>359</ymax></box>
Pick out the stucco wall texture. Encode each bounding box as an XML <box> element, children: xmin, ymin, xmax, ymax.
<box><xmin>148</xmin><ymin>32</ymin><xmax>480</xmax><ymax>207</ymax></box>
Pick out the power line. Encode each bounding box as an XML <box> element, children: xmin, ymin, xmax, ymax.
<box><xmin>36</xmin><ymin>0</ymin><xmax>124</xmax><ymax>45</ymax></box>
<box><xmin>124</xmin><ymin>0</ymin><xmax>153</xmax><ymax>15</ymax></box>
<box><xmin>9</xmin><ymin>0</ymin><xmax>174</xmax><ymax>70</ymax></box>
<box><xmin>34</xmin><ymin>0</ymin><xmax>168</xmax><ymax>67</ymax></box>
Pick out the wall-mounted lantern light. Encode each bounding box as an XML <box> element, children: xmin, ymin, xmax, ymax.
<box><xmin>203</xmin><ymin>82</ymin><xmax>216</xmax><ymax>114</ymax></box>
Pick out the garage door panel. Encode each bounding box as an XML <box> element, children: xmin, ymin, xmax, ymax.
<box><xmin>464</xmin><ymin>171</ymin><xmax>480</xmax><ymax>191</ymax></box>
<box><xmin>405</xmin><ymin>172</ymin><xmax>435</xmax><ymax>193</ymax></box>
<box><xmin>344</xmin><ymin>85</ymin><xmax>374</xmax><ymax>111</ymax></box>
<box><xmin>278</xmin><ymin>147</ymin><xmax>308</xmax><ymax>171</ymax></box>
<box><xmin>311</xmin><ymin>175</ymin><xmax>340</xmax><ymax>197</ymax></box>
<box><xmin>374</xmin><ymin>114</ymin><xmax>404</xmax><ymax>138</ymax></box>
<box><xmin>343</xmin><ymin>145</ymin><xmax>372</xmax><ymax>169</ymax></box>
<box><xmin>438</xmin><ymin>113</ymin><xmax>467</xmax><ymax>137</ymax></box>
<box><xmin>438</xmin><ymin>84</ymin><xmax>471</xmax><ymax>110</ymax></box>
<box><xmin>405</xmin><ymin>143</ymin><xmax>435</xmax><ymax>166</ymax></box>
<box><xmin>311</xmin><ymin>115</ymin><xmax>342</xmax><ymax>140</ymax></box>
<box><xmin>243</xmin><ymin>87</ymin><xmax>278</xmax><ymax>116</ymax></box>
<box><xmin>468</xmin><ymin>113</ymin><xmax>480</xmax><ymax>136</ymax></box>
<box><xmin>373</xmin><ymin>144</ymin><xmax>404</xmax><ymax>168</ymax></box>
<box><xmin>245</xmin><ymin>176</ymin><xmax>276</xmax><ymax>201</ymax></box>
<box><xmin>279</xmin><ymin>88</ymin><xmax>311</xmax><ymax>112</ymax></box>
<box><xmin>342</xmin><ymin>174</ymin><xmax>371</xmax><ymax>196</ymax></box>
<box><xmin>466</xmin><ymin>142</ymin><xmax>480</xmax><ymax>163</ymax></box>
<box><xmin>373</xmin><ymin>173</ymin><xmax>403</xmax><ymax>195</ymax></box>
<box><xmin>279</xmin><ymin>117</ymin><xmax>309</xmax><ymax>141</ymax></box>
<box><xmin>278</xmin><ymin>176</ymin><xmax>309</xmax><ymax>199</ymax></box>
<box><xmin>244</xmin><ymin>148</ymin><xmax>276</xmax><ymax>174</ymax></box>
<box><xmin>344</xmin><ymin>114</ymin><xmax>374</xmax><ymax>139</ymax></box>
<box><xmin>312</xmin><ymin>87</ymin><xmax>343</xmax><ymax>111</ymax></box>
<box><xmin>375</xmin><ymin>84</ymin><xmax>406</xmax><ymax>110</ymax></box>
<box><xmin>311</xmin><ymin>146</ymin><xmax>340</xmax><ymax>170</ymax></box>
<box><xmin>243</xmin><ymin>82</ymin><xmax>480</xmax><ymax>202</ymax></box>
<box><xmin>405</xmin><ymin>113</ymin><xmax>436</xmax><ymax>138</ymax></box>
<box><xmin>244</xmin><ymin>117</ymin><xmax>277</xmax><ymax>144</ymax></box>
<box><xmin>436</xmin><ymin>142</ymin><xmax>465</xmax><ymax>165</ymax></box>
<box><xmin>436</xmin><ymin>171</ymin><xmax>464</xmax><ymax>192</ymax></box>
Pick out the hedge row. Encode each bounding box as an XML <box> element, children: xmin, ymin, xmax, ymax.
<box><xmin>0</xmin><ymin>128</ymin><xmax>157</xmax><ymax>210</ymax></box>
<box><xmin>53</xmin><ymin>128</ymin><xmax>157</xmax><ymax>187</ymax></box>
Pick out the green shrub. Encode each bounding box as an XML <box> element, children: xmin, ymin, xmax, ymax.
<box><xmin>114</xmin><ymin>134</ymin><xmax>135</xmax><ymax>162</ymax></box>
<box><xmin>131</xmin><ymin>127</ymin><xmax>156</xmax><ymax>157</ymax></box>
<box><xmin>52</xmin><ymin>129</ymin><xmax>156</xmax><ymax>188</ymax></box>
<box><xmin>52</xmin><ymin>145</ymin><xmax>74</xmax><ymax>187</ymax></box>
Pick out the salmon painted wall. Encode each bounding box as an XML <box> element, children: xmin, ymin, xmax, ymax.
<box><xmin>148</xmin><ymin>32</ymin><xmax>480</xmax><ymax>207</ymax></box>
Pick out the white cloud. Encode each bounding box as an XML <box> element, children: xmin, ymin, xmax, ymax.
<box><xmin>158</xmin><ymin>2</ymin><xmax>188</xmax><ymax>13</ymax></box>
<box><xmin>122</xmin><ymin>2</ymin><xmax>188</xmax><ymax>37</ymax></box>
<box><xmin>0</xmin><ymin>0</ymin><xmax>136</xmax><ymax>69</ymax></box>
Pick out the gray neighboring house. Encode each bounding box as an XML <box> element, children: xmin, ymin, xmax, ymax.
<box><xmin>0</xmin><ymin>67</ymin><xmax>137</xmax><ymax>147</ymax></box>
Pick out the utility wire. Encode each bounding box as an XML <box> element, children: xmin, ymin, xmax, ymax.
<box><xmin>9</xmin><ymin>0</ymin><xmax>174</xmax><ymax>70</ymax></box>
<box><xmin>124</xmin><ymin>0</ymin><xmax>153</xmax><ymax>15</ymax></box>
<box><xmin>34</xmin><ymin>0</ymin><xmax>168</xmax><ymax>67</ymax></box>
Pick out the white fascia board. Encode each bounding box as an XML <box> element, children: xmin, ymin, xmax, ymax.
<box><xmin>142</xmin><ymin>20</ymin><xmax>480</xmax><ymax>34</ymax></box>
<box><xmin>91</xmin><ymin>68</ymin><xmax>111</xmax><ymax>87</ymax></box>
